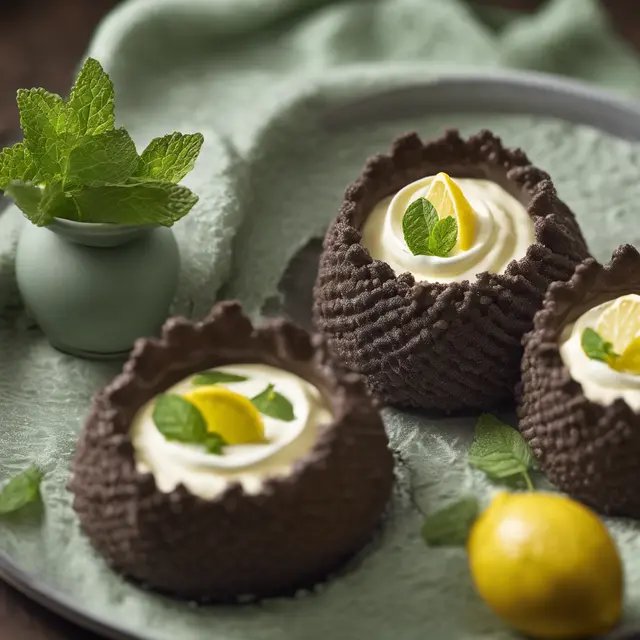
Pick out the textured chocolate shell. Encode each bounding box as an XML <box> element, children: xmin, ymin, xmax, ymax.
<box><xmin>312</xmin><ymin>129</ymin><xmax>591</xmax><ymax>413</ymax></box>
<box><xmin>519</xmin><ymin>245</ymin><xmax>640</xmax><ymax>518</ymax></box>
<box><xmin>69</xmin><ymin>301</ymin><xmax>394</xmax><ymax>602</ymax></box>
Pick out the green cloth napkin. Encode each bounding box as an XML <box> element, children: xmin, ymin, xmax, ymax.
<box><xmin>1</xmin><ymin>0</ymin><xmax>640</xmax><ymax>317</ymax></box>
<box><xmin>3</xmin><ymin>1</ymin><xmax>640</xmax><ymax>639</ymax></box>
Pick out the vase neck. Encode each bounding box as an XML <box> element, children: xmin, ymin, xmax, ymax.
<box><xmin>46</xmin><ymin>219</ymin><xmax>154</xmax><ymax>248</ymax></box>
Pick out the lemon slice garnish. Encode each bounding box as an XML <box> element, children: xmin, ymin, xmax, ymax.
<box><xmin>595</xmin><ymin>294</ymin><xmax>640</xmax><ymax>355</ymax></box>
<box><xmin>182</xmin><ymin>387</ymin><xmax>266</xmax><ymax>445</ymax></box>
<box><xmin>612</xmin><ymin>337</ymin><xmax>640</xmax><ymax>375</ymax></box>
<box><xmin>423</xmin><ymin>172</ymin><xmax>475</xmax><ymax>251</ymax></box>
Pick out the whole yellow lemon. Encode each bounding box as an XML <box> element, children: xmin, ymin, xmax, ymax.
<box><xmin>467</xmin><ymin>492</ymin><xmax>623</xmax><ymax>639</ymax></box>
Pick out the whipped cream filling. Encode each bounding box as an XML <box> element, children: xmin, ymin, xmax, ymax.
<box><xmin>560</xmin><ymin>299</ymin><xmax>640</xmax><ymax>411</ymax></box>
<box><xmin>360</xmin><ymin>176</ymin><xmax>535</xmax><ymax>283</ymax></box>
<box><xmin>131</xmin><ymin>363</ymin><xmax>333</xmax><ymax>499</ymax></box>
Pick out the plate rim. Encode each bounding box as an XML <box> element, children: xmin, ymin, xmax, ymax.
<box><xmin>3</xmin><ymin>66</ymin><xmax>640</xmax><ymax>640</ymax></box>
<box><xmin>0</xmin><ymin>551</ymin><xmax>142</xmax><ymax>640</ymax></box>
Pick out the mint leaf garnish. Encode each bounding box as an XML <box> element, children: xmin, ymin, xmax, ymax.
<box><xmin>251</xmin><ymin>384</ymin><xmax>295</xmax><ymax>422</ymax></box>
<box><xmin>468</xmin><ymin>414</ymin><xmax>535</xmax><ymax>490</ymax></box>
<box><xmin>17</xmin><ymin>88</ymin><xmax>68</xmax><ymax>181</ymax></box>
<box><xmin>153</xmin><ymin>394</ymin><xmax>229</xmax><ymax>456</ymax></box>
<box><xmin>0</xmin><ymin>143</ymin><xmax>36</xmax><ymax>190</ymax></box>
<box><xmin>136</xmin><ymin>133</ymin><xmax>204</xmax><ymax>183</ymax></box>
<box><xmin>0</xmin><ymin>466</ymin><xmax>43</xmax><ymax>515</ymax></box>
<box><xmin>0</xmin><ymin>57</ymin><xmax>202</xmax><ymax>227</ymax></box>
<box><xmin>153</xmin><ymin>394</ymin><xmax>208</xmax><ymax>443</ymax></box>
<box><xmin>67</xmin><ymin>128</ymin><xmax>139</xmax><ymax>185</ymax></box>
<box><xmin>192</xmin><ymin>371</ymin><xmax>249</xmax><ymax>386</ymax></box>
<box><xmin>67</xmin><ymin>58</ymin><xmax>115</xmax><ymax>137</ymax></box>
<box><xmin>205</xmin><ymin>433</ymin><xmax>228</xmax><ymax>455</ymax></box>
<box><xmin>40</xmin><ymin>181</ymin><xmax>78</xmax><ymax>221</ymax></box>
<box><xmin>421</xmin><ymin>496</ymin><xmax>479</xmax><ymax>547</ymax></box>
<box><xmin>3</xmin><ymin>181</ymin><xmax>47</xmax><ymax>225</ymax></box>
<box><xmin>68</xmin><ymin>181</ymin><xmax>198</xmax><ymax>225</ymax></box>
<box><xmin>402</xmin><ymin>197</ymin><xmax>459</xmax><ymax>257</ymax></box>
<box><xmin>428</xmin><ymin>216</ymin><xmax>458</xmax><ymax>257</ymax></box>
<box><xmin>581</xmin><ymin>328</ymin><xmax>618</xmax><ymax>363</ymax></box>
<box><xmin>402</xmin><ymin>197</ymin><xmax>438</xmax><ymax>256</ymax></box>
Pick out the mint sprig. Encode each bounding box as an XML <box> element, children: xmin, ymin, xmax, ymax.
<box><xmin>428</xmin><ymin>216</ymin><xmax>458</xmax><ymax>257</ymax></box>
<box><xmin>67</xmin><ymin>58</ymin><xmax>115</xmax><ymax>137</ymax></box>
<box><xmin>152</xmin><ymin>394</ymin><xmax>227</xmax><ymax>455</ymax></box>
<box><xmin>402</xmin><ymin>198</ymin><xmax>438</xmax><ymax>255</ymax></box>
<box><xmin>71</xmin><ymin>181</ymin><xmax>199</xmax><ymax>225</ymax></box>
<box><xmin>0</xmin><ymin>58</ymin><xmax>203</xmax><ymax>227</ymax></box>
<box><xmin>0</xmin><ymin>143</ymin><xmax>36</xmax><ymax>187</ymax></box>
<box><xmin>192</xmin><ymin>371</ymin><xmax>249</xmax><ymax>386</ymax></box>
<box><xmin>402</xmin><ymin>197</ymin><xmax>458</xmax><ymax>257</ymax></box>
<box><xmin>205</xmin><ymin>433</ymin><xmax>227</xmax><ymax>455</ymax></box>
<box><xmin>251</xmin><ymin>384</ymin><xmax>295</xmax><ymax>422</ymax></box>
<box><xmin>581</xmin><ymin>328</ymin><xmax>618</xmax><ymax>364</ymax></box>
<box><xmin>0</xmin><ymin>466</ymin><xmax>43</xmax><ymax>515</ymax></box>
<box><xmin>66</xmin><ymin>128</ymin><xmax>139</xmax><ymax>186</ymax></box>
<box><xmin>468</xmin><ymin>414</ymin><xmax>536</xmax><ymax>490</ymax></box>
<box><xmin>136</xmin><ymin>133</ymin><xmax>204</xmax><ymax>183</ymax></box>
<box><xmin>421</xmin><ymin>496</ymin><xmax>479</xmax><ymax>547</ymax></box>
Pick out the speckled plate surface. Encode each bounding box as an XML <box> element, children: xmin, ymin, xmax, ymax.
<box><xmin>3</xmin><ymin>69</ymin><xmax>640</xmax><ymax>640</ymax></box>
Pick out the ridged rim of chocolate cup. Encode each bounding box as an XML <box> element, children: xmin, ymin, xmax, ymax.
<box><xmin>69</xmin><ymin>301</ymin><xmax>394</xmax><ymax>602</ymax></box>
<box><xmin>519</xmin><ymin>244</ymin><xmax>640</xmax><ymax>517</ymax></box>
<box><xmin>312</xmin><ymin>129</ymin><xmax>590</xmax><ymax>413</ymax></box>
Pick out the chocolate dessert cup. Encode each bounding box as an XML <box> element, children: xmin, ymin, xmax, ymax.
<box><xmin>519</xmin><ymin>245</ymin><xmax>640</xmax><ymax>518</ymax></box>
<box><xmin>313</xmin><ymin>129</ymin><xmax>590</xmax><ymax>413</ymax></box>
<box><xmin>69</xmin><ymin>301</ymin><xmax>394</xmax><ymax>602</ymax></box>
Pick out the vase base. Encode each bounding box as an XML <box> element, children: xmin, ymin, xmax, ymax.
<box><xmin>50</xmin><ymin>341</ymin><xmax>131</xmax><ymax>361</ymax></box>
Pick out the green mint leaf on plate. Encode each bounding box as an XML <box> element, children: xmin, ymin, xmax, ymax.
<box><xmin>428</xmin><ymin>216</ymin><xmax>458</xmax><ymax>257</ymax></box>
<box><xmin>136</xmin><ymin>133</ymin><xmax>204</xmax><ymax>183</ymax></box>
<box><xmin>2</xmin><ymin>181</ymin><xmax>49</xmax><ymax>226</ymax></box>
<box><xmin>581</xmin><ymin>328</ymin><xmax>618</xmax><ymax>363</ymax></box>
<box><xmin>17</xmin><ymin>88</ymin><xmax>68</xmax><ymax>181</ymax></box>
<box><xmin>421</xmin><ymin>496</ymin><xmax>479</xmax><ymax>547</ymax></box>
<box><xmin>67</xmin><ymin>58</ymin><xmax>115</xmax><ymax>137</ymax></box>
<box><xmin>204</xmin><ymin>433</ymin><xmax>228</xmax><ymax>455</ymax></box>
<box><xmin>468</xmin><ymin>414</ymin><xmax>535</xmax><ymax>490</ymax></box>
<box><xmin>402</xmin><ymin>197</ymin><xmax>438</xmax><ymax>256</ymax></box>
<box><xmin>66</xmin><ymin>180</ymin><xmax>198</xmax><ymax>226</ymax></box>
<box><xmin>0</xmin><ymin>466</ymin><xmax>43</xmax><ymax>515</ymax></box>
<box><xmin>251</xmin><ymin>384</ymin><xmax>295</xmax><ymax>422</ymax></box>
<box><xmin>0</xmin><ymin>143</ymin><xmax>36</xmax><ymax>190</ymax></box>
<box><xmin>153</xmin><ymin>394</ymin><xmax>208</xmax><ymax>443</ymax></box>
<box><xmin>67</xmin><ymin>128</ymin><xmax>139</xmax><ymax>186</ymax></box>
<box><xmin>192</xmin><ymin>371</ymin><xmax>249</xmax><ymax>386</ymax></box>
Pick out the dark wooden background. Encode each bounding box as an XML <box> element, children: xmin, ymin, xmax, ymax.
<box><xmin>1</xmin><ymin>0</ymin><xmax>640</xmax><ymax>638</ymax></box>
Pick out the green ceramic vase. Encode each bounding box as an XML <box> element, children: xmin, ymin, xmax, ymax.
<box><xmin>15</xmin><ymin>218</ymin><xmax>180</xmax><ymax>359</ymax></box>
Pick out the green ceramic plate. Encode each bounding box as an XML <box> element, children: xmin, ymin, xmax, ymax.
<box><xmin>3</xmin><ymin>70</ymin><xmax>640</xmax><ymax>640</ymax></box>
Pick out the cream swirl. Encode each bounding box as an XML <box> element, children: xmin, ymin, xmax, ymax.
<box><xmin>360</xmin><ymin>176</ymin><xmax>535</xmax><ymax>283</ymax></box>
<box><xmin>131</xmin><ymin>364</ymin><xmax>333</xmax><ymax>499</ymax></box>
<box><xmin>560</xmin><ymin>298</ymin><xmax>640</xmax><ymax>410</ymax></box>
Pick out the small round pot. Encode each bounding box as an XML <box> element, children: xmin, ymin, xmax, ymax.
<box><xmin>519</xmin><ymin>245</ymin><xmax>640</xmax><ymax>518</ymax></box>
<box><xmin>16</xmin><ymin>218</ymin><xmax>180</xmax><ymax>359</ymax></box>
<box><xmin>69</xmin><ymin>301</ymin><xmax>394</xmax><ymax>602</ymax></box>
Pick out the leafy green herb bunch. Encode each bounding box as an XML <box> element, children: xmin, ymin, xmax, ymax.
<box><xmin>0</xmin><ymin>58</ymin><xmax>203</xmax><ymax>227</ymax></box>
